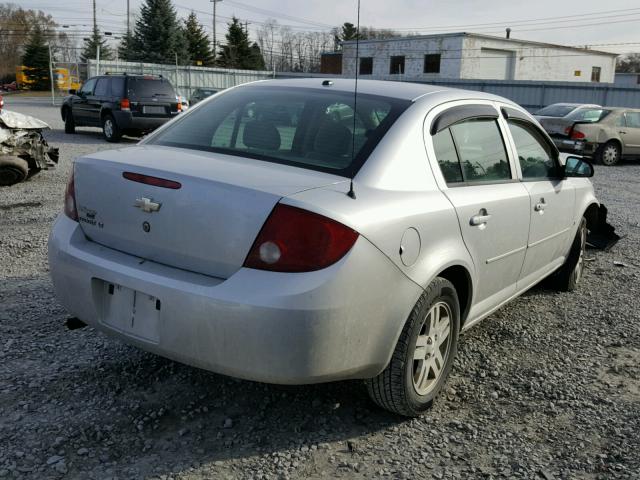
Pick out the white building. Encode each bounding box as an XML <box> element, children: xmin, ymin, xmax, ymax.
<box><xmin>340</xmin><ymin>33</ymin><xmax>618</xmax><ymax>83</ymax></box>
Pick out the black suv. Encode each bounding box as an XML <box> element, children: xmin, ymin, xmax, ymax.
<box><xmin>61</xmin><ymin>74</ymin><xmax>181</xmax><ymax>142</ymax></box>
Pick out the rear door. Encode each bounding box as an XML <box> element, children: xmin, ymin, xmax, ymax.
<box><xmin>427</xmin><ymin>104</ymin><xmax>530</xmax><ymax>314</ymax></box>
<box><xmin>504</xmin><ymin>114</ymin><xmax>575</xmax><ymax>287</ymax></box>
<box><xmin>620</xmin><ymin>111</ymin><xmax>640</xmax><ymax>155</ymax></box>
<box><xmin>89</xmin><ymin>77</ymin><xmax>110</xmax><ymax>125</ymax></box>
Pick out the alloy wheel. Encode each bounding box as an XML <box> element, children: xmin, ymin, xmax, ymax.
<box><xmin>574</xmin><ymin>223</ymin><xmax>586</xmax><ymax>283</ymax></box>
<box><xmin>104</xmin><ymin>119</ymin><xmax>113</xmax><ymax>139</ymax></box>
<box><xmin>412</xmin><ymin>301</ymin><xmax>453</xmax><ymax>396</ymax></box>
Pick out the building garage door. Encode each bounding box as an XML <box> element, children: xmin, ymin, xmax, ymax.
<box><xmin>478</xmin><ymin>48</ymin><xmax>515</xmax><ymax>80</ymax></box>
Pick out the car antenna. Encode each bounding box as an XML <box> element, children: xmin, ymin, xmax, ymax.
<box><xmin>347</xmin><ymin>0</ymin><xmax>361</xmax><ymax>200</ymax></box>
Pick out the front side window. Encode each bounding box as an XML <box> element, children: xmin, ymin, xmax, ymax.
<box><xmin>390</xmin><ymin>56</ymin><xmax>405</xmax><ymax>74</ymax></box>
<box><xmin>507</xmin><ymin>120</ymin><xmax>559</xmax><ymax>179</ymax></box>
<box><xmin>624</xmin><ymin>111</ymin><xmax>640</xmax><ymax>128</ymax></box>
<box><xmin>94</xmin><ymin>78</ymin><xmax>110</xmax><ymax>96</ymax></box>
<box><xmin>449</xmin><ymin>119</ymin><xmax>511</xmax><ymax>183</ymax></box>
<box><xmin>79</xmin><ymin>78</ymin><xmax>96</xmax><ymax>95</ymax></box>
<box><xmin>149</xmin><ymin>86</ymin><xmax>409</xmax><ymax>176</ymax></box>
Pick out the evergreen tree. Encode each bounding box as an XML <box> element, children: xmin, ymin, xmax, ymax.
<box><xmin>339</xmin><ymin>22</ymin><xmax>360</xmax><ymax>42</ymax></box>
<box><xmin>217</xmin><ymin>17</ymin><xmax>265</xmax><ymax>70</ymax></box>
<box><xmin>81</xmin><ymin>25</ymin><xmax>113</xmax><ymax>62</ymax></box>
<box><xmin>131</xmin><ymin>0</ymin><xmax>190</xmax><ymax>64</ymax></box>
<box><xmin>22</xmin><ymin>26</ymin><xmax>51</xmax><ymax>90</ymax></box>
<box><xmin>184</xmin><ymin>12</ymin><xmax>214</xmax><ymax>66</ymax></box>
<box><xmin>118</xmin><ymin>31</ymin><xmax>137</xmax><ymax>62</ymax></box>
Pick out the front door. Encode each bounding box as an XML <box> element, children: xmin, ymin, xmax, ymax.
<box><xmin>73</xmin><ymin>78</ymin><xmax>97</xmax><ymax>124</ymax></box>
<box><xmin>620</xmin><ymin>111</ymin><xmax>640</xmax><ymax>155</ymax></box>
<box><xmin>505</xmin><ymin>118</ymin><xmax>575</xmax><ymax>288</ymax></box>
<box><xmin>429</xmin><ymin>113</ymin><xmax>530</xmax><ymax>316</ymax></box>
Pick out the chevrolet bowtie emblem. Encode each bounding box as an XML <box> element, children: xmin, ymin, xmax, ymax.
<box><xmin>134</xmin><ymin>197</ymin><xmax>161</xmax><ymax>213</ymax></box>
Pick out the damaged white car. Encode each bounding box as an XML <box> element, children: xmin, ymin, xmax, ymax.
<box><xmin>0</xmin><ymin>110</ymin><xmax>59</xmax><ymax>186</ymax></box>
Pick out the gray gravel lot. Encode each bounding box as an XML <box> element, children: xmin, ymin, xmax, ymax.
<box><xmin>1</xmin><ymin>96</ymin><xmax>639</xmax><ymax>480</ymax></box>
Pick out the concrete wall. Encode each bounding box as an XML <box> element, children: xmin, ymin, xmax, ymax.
<box><xmin>460</xmin><ymin>36</ymin><xmax>617</xmax><ymax>83</ymax></box>
<box><xmin>341</xmin><ymin>35</ymin><xmax>465</xmax><ymax>80</ymax></box>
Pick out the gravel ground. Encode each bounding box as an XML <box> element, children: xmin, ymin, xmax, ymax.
<box><xmin>1</xmin><ymin>97</ymin><xmax>639</xmax><ymax>480</ymax></box>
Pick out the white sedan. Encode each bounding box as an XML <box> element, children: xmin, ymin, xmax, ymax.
<box><xmin>49</xmin><ymin>79</ymin><xmax>598</xmax><ymax>416</ymax></box>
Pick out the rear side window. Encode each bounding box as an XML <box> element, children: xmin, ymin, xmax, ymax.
<box><xmin>127</xmin><ymin>78</ymin><xmax>176</xmax><ymax>99</ymax></box>
<box><xmin>110</xmin><ymin>77</ymin><xmax>125</xmax><ymax>96</ymax></box>
<box><xmin>94</xmin><ymin>78</ymin><xmax>110</xmax><ymax>96</ymax></box>
<box><xmin>625</xmin><ymin>112</ymin><xmax>640</xmax><ymax>128</ymax></box>
<box><xmin>507</xmin><ymin>120</ymin><xmax>559</xmax><ymax>179</ymax></box>
<box><xmin>149</xmin><ymin>86</ymin><xmax>409</xmax><ymax>177</ymax></box>
<box><xmin>432</xmin><ymin>118</ymin><xmax>511</xmax><ymax>184</ymax></box>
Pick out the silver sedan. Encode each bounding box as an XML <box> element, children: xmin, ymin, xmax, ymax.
<box><xmin>48</xmin><ymin>79</ymin><xmax>598</xmax><ymax>416</ymax></box>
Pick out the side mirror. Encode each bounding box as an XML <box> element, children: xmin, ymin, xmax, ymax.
<box><xmin>68</xmin><ymin>89</ymin><xmax>76</xmax><ymax>95</ymax></box>
<box><xmin>564</xmin><ymin>156</ymin><xmax>594</xmax><ymax>178</ymax></box>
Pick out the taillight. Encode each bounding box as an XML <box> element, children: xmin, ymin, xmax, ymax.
<box><xmin>243</xmin><ymin>204</ymin><xmax>359</xmax><ymax>272</ymax></box>
<box><xmin>570</xmin><ymin>129</ymin><xmax>585</xmax><ymax>140</ymax></box>
<box><xmin>120</xmin><ymin>98</ymin><xmax>130</xmax><ymax>111</ymax></box>
<box><xmin>564</xmin><ymin>126</ymin><xmax>571</xmax><ymax>135</ymax></box>
<box><xmin>64</xmin><ymin>170</ymin><xmax>78</xmax><ymax>221</ymax></box>
<box><xmin>176</xmin><ymin>96</ymin><xmax>182</xmax><ymax>111</ymax></box>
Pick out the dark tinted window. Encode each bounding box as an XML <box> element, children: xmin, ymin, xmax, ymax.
<box><xmin>424</xmin><ymin>54</ymin><xmax>441</xmax><ymax>73</ymax></box>
<box><xmin>433</xmin><ymin>129</ymin><xmax>463</xmax><ymax>183</ymax></box>
<box><xmin>507</xmin><ymin>120</ymin><xmax>558</xmax><ymax>179</ymax></box>
<box><xmin>449</xmin><ymin>119</ymin><xmax>511</xmax><ymax>183</ymax></box>
<box><xmin>79</xmin><ymin>78</ymin><xmax>96</xmax><ymax>95</ymax></box>
<box><xmin>110</xmin><ymin>77</ymin><xmax>125</xmax><ymax>96</ymax></box>
<box><xmin>127</xmin><ymin>78</ymin><xmax>176</xmax><ymax>99</ymax></box>
<box><xmin>94</xmin><ymin>78</ymin><xmax>110</xmax><ymax>96</ymax></box>
<box><xmin>534</xmin><ymin>104</ymin><xmax>575</xmax><ymax>117</ymax></box>
<box><xmin>149</xmin><ymin>86</ymin><xmax>409</xmax><ymax>176</ymax></box>
<box><xmin>390</xmin><ymin>56</ymin><xmax>405</xmax><ymax>74</ymax></box>
<box><xmin>360</xmin><ymin>57</ymin><xmax>373</xmax><ymax>75</ymax></box>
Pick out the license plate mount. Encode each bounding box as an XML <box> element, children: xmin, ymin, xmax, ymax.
<box><xmin>143</xmin><ymin>105</ymin><xmax>166</xmax><ymax>115</ymax></box>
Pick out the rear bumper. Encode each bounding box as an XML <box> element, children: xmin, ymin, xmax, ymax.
<box><xmin>113</xmin><ymin>111</ymin><xmax>176</xmax><ymax>131</ymax></box>
<box><xmin>552</xmin><ymin>138</ymin><xmax>598</xmax><ymax>156</ymax></box>
<box><xmin>48</xmin><ymin>215</ymin><xmax>421</xmax><ymax>384</ymax></box>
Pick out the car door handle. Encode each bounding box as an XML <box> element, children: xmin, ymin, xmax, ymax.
<box><xmin>470</xmin><ymin>212</ymin><xmax>492</xmax><ymax>226</ymax></box>
<box><xmin>619</xmin><ymin>131</ymin><xmax>627</xmax><ymax>135</ymax></box>
<box><xmin>534</xmin><ymin>200</ymin><xmax>547</xmax><ymax>212</ymax></box>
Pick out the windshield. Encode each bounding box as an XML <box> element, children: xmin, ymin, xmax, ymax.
<box><xmin>535</xmin><ymin>105</ymin><xmax>576</xmax><ymax>117</ymax></box>
<box><xmin>127</xmin><ymin>78</ymin><xmax>176</xmax><ymax>99</ymax></box>
<box><xmin>566</xmin><ymin>108</ymin><xmax>611</xmax><ymax>123</ymax></box>
<box><xmin>148</xmin><ymin>86</ymin><xmax>410</xmax><ymax>176</ymax></box>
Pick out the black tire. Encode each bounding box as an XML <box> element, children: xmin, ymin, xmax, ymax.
<box><xmin>552</xmin><ymin>217</ymin><xmax>587</xmax><ymax>292</ymax></box>
<box><xmin>366</xmin><ymin>277</ymin><xmax>460</xmax><ymax>417</ymax></box>
<box><xmin>102</xmin><ymin>113</ymin><xmax>122</xmax><ymax>142</ymax></box>
<box><xmin>0</xmin><ymin>155</ymin><xmax>29</xmax><ymax>186</ymax></box>
<box><xmin>63</xmin><ymin>108</ymin><xmax>75</xmax><ymax>134</ymax></box>
<box><xmin>596</xmin><ymin>141</ymin><xmax>621</xmax><ymax>166</ymax></box>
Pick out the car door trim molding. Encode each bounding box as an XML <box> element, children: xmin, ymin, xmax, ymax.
<box><xmin>485</xmin><ymin>245</ymin><xmax>527</xmax><ymax>264</ymax></box>
<box><xmin>527</xmin><ymin>227</ymin><xmax>571</xmax><ymax>248</ymax></box>
<box><xmin>430</xmin><ymin>104</ymin><xmax>499</xmax><ymax>135</ymax></box>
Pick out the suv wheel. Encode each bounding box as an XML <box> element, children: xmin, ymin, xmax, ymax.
<box><xmin>64</xmin><ymin>109</ymin><xmax>75</xmax><ymax>134</ymax></box>
<box><xmin>102</xmin><ymin>114</ymin><xmax>122</xmax><ymax>142</ymax></box>
<box><xmin>366</xmin><ymin>277</ymin><xmax>460</xmax><ymax>416</ymax></box>
<box><xmin>597</xmin><ymin>141</ymin><xmax>620</xmax><ymax>166</ymax></box>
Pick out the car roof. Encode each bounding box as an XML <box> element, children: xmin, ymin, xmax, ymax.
<box><xmin>241</xmin><ymin>78</ymin><xmax>491</xmax><ymax>103</ymax></box>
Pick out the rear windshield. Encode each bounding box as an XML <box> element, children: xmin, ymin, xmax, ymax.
<box><xmin>127</xmin><ymin>78</ymin><xmax>176</xmax><ymax>99</ymax></box>
<box><xmin>148</xmin><ymin>86</ymin><xmax>410</xmax><ymax>176</ymax></box>
<box><xmin>566</xmin><ymin>108</ymin><xmax>611</xmax><ymax>123</ymax></box>
<box><xmin>535</xmin><ymin>105</ymin><xmax>576</xmax><ymax>117</ymax></box>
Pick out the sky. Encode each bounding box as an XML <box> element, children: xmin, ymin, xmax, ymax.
<box><xmin>17</xmin><ymin>0</ymin><xmax>640</xmax><ymax>56</ymax></box>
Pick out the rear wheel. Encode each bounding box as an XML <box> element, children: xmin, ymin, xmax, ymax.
<box><xmin>552</xmin><ymin>217</ymin><xmax>587</xmax><ymax>292</ymax></box>
<box><xmin>102</xmin><ymin>114</ymin><xmax>122</xmax><ymax>142</ymax></box>
<box><xmin>0</xmin><ymin>156</ymin><xmax>29</xmax><ymax>186</ymax></box>
<box><xmin>64</xmin><ymin>108</ymin><xmax>75</xmax><ymax>134</ymax></box>
<box><xmin>596</xmin><ymin>141</ymin><xmax>620</xmax><ymax>166</ymax></box>
<box><xmin>366</xmin><ymin>277</ymin><xmax>460</xmax><ymax>416</ymax></box>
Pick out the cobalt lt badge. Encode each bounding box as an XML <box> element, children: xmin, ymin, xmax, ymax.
<box><xmin>142</xmin><ymin>221</ymin><xmax>151</xmax><ymax>233</ymax></box>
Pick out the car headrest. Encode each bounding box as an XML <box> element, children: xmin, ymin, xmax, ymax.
<box><xmin>243</xmin><ymin>121</ymin><xmax>281</xmax><ymax>151</ymax></box>
<box><xmin>314</xmin><ymin>121</ymin><xmax>352</xmax><ymax>158</ymax></box>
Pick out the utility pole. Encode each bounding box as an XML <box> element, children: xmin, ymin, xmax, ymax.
<box><xmin>210</xmin><ymin>0</ymin><xmax>222</xmax><ymax>61</ymax></box>
<box><xmin>92</xmin><ymin>0</ymin><xmax>97</xmax><ymax>34</ymax></box>
<box><xmin>126</xmin><ymin>0</ymin><xmax>130</xmax><ymax>35</ymax></box>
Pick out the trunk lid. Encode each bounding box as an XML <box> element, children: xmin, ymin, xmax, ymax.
<box><xmin>73</xmin><ymin>145</ymin><xmax>345</xmax><ymax>278</ymax></box>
